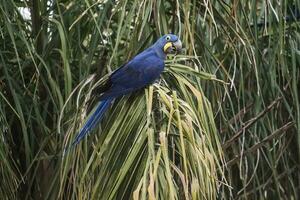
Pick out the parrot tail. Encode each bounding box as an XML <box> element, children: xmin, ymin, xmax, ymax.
<box><xmin>63</xmin><ymin>99</ymin><xmax>112</xmax><ymax>155</ymax></box>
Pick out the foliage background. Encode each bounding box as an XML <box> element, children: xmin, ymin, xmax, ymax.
<box><xmin>1</xmin><ymin>0</ymin><xmax>300</xmax><ymax>199</ymax></box>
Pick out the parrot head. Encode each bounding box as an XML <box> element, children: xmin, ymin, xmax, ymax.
<box><xmin>154</xmin><ymin>34</ymin><xmax>182</xmax><ymax>55</ymax></box>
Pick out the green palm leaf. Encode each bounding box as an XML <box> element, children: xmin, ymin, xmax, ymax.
<box><xmin>1</xmin><ymin>0</ymin><xmax>299</xmax><ymax>199</ymax></box>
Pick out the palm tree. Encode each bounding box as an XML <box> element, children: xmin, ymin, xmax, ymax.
<box><xmin>0</xmin><ymin>0</ymin><xmax>299</xmax><ymax>199</ymax></box>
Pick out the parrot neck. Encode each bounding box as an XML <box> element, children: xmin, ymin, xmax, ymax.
<box><xmin>152</xmin><ymin>46</ymin><xmax>166</xmax><ymax>60</ymax></box>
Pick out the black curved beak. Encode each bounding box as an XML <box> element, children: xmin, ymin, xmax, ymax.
<box><xmin>172</xmin><ymin>39</ymin><xmax>182</xmax><ymax>53</ymax></box>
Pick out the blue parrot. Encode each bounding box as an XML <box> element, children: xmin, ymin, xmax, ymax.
<box><xmin>69</xmin><ymin>34</ymin><xmax>182</xmax><ymax>150</ymax></box>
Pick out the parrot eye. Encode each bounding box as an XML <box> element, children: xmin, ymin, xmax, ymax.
<box><xmin>166</xmin><ymin>36</ymin><xmax>171</xmax><ymax>41</ymax></box>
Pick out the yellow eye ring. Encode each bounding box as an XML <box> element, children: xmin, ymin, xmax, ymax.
<box><xmin>166</xmin><ymin>36</ymin><xmax>171</xmax><ymax>41</ymax></box>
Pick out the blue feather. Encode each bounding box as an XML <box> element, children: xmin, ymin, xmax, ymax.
<box><xmin>64</xmin><ymin>99</ymin><xmax>112</xmax><ymax>154</ymax></box>
<box><xmin>72</xmin><ymin>99</ymin><xmax>112</xmax><ymax>145</ymax></box>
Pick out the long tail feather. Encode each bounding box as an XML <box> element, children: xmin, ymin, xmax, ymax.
<box><xmin>64</xmin><ymin>99</ymin><xmax>112</xmax><ymax>155</ymax></box>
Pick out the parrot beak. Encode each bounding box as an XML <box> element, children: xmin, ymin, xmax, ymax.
<box><xmin>172</xmin><ymin>39</ymin><xmax>182</xmax><ymax>53</ymax></box>
<box><xmin>164</xmin><ymin>39</ymin><xmax>182</xmax><ymax>54</ymax></box>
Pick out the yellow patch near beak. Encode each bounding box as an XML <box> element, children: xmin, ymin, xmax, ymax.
<box><xmin>163</xmin><ymin>42</ymin><xmax>172</xmax><ymax>52</ymax></box>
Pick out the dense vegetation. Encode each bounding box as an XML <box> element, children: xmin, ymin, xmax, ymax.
<box><xmin>1</xmin><ymin>0</ymin><xmax>299</xmax><ymax>199</ymax></box>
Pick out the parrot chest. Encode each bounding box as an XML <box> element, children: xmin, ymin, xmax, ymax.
<box><xmin>142</xmin><ymin>58</ymin><xmax>164</xmax><ymax>83</ymax></box>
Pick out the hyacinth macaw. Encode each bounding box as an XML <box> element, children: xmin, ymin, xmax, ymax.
<box><xmin>69</xmin><ymin>34</ymin><xmax>182</xmax><ymax>150</ymax></box>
